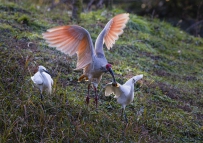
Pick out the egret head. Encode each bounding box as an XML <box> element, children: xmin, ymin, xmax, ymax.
<box><xmin>132</xmin><ymin>74</ymin><xmax>143</xmax><ymax>83</ymax></box>
<box><xmin>38</xmin><ymin>65</ymin><xmax>51</xmax><ymax>76</ymax></box>
<box><xmin>38</xmin><ymin>65</ymin><xmax>46</xmax><ymax>72</ymax></box>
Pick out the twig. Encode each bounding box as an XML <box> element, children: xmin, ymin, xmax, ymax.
<box><xmin>186</xmin><ymin>20</ymin><xmax>203</xmax><ymax>32</ymax></box>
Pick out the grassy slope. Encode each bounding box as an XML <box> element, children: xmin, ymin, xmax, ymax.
<box><xmin>0</xmin><ymin>1</ymin><xmax>203</xmax><ymax>142</ymax></box>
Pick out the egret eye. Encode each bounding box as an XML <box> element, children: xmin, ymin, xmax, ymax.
<box><xmin>133</xmin><ymin>79</ymin><xmax>136</xmax><ymax>83</ymax></box>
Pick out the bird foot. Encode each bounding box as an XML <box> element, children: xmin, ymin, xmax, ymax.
<box><xmin>78</xmin><ymin>74</ymin><xmax>88</xmax><ymax>82</ymax></box>
<box><xmin>86</xmin><ymin>96</ymin><xmax>90</xmax><ymax>105</ymax></box>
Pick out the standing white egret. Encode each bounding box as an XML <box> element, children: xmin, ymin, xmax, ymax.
<box><xmin>105</xmin><ymin>74</ymin><xmax>143</xmax><ymax>123</ymax></box>
<box><xmin>31</xmin><ymin>65</ymin><xmax>53</xmax><ymax>101</ymax></box>
<box><xmin>42</xmin><ymin>13</ymin><xmax>129</xmax><ymax>108</ymax></box>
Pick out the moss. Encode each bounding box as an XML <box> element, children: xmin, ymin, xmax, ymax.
<box><xmin>0</xmin><ymin>23</ymin><xmax>13</xmax><ymax>31</ymax></box>
<box><xmin>17</xmin><ymin>14</ymin><xmax>30</xmax><ymax>25</ymax></box>
<box><xmin>129</xmin><ymin>15</ymin><xmax>151</xmax><ymax>34</ymax></box>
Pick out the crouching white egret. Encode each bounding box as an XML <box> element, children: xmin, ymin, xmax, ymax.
<box><xmin>105</xmin><ymin>74</ymin><xmax>143</xmax><ymax>123</ymax></box>
<box><xmin>31</xmin><ymin>65</ymin><xmax>53</xmax><ymax>101</ymax></box>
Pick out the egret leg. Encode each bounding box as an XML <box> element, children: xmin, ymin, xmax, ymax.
<box><xmin>93</xmin><ymin>86</ymin><xmax>98</xmax><ymax>109</ymax></box>
<box><xmin>40</xmin><ymin>93</ymin><xmax>44</xmax><ymax>101</ymax></box>
<box><xmin>86</xmin><ymin>84</ymin><xmax>91</xmax><ymax>105</ymax></box>
<box><xmin>121</xmin><ymin>108</ymin><xmax>128</xmax><ymax>123</ymax></box>
<box><xmin>124</xmin><ymin>110</ymin><xmax>128</xmax><ymax>123</ymax></box>
<box><xmin>121</xmin><ymin>108</ymin><xmax>124</xmax><ymax>120</ymax></box>
<box><xmin>41</xmin><ymin>103</ymin><xmax>45</xmax><ymax>110</ymax></box>
<box><xmin>40</xmin><ymin>93</ymin><xmax>45</xmax><ymax>110</ymax></box>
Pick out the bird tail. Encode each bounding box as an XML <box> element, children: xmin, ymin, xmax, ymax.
<box><xmin>47</xmin><ymin>84</ymin><xmax>52</xmax><ymax>95</ymax></box>
<box><xmin>48</xmin><ymin>79</ymin><xmax>53</xmax><ymax>95</ymax></box>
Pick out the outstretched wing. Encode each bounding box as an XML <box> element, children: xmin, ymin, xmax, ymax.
<box><xmin>95</xmin><ymin>13</ymin><xmax>129</xmax><ymax>56</ymax></box>
<box><xmin>42</xmin><ymin>25</ymin><xmax>96</xmax><ymax>70</ymax></box>
<box><xmin>105</xmin><ymin>82</ymin><xmax>122</xmax><ymax>98</ymax></box>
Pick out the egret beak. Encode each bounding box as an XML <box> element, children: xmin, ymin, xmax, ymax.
<box><xmin>43</xmin><ymin>69</ymin><xmax>52</xmax><ymax>77</ymax></box>
<box><xmin>108</xmin><ymin>68</ymin><xmax>118</xmax><ymax>86</ymax></box>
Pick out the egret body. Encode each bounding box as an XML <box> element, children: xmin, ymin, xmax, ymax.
<box><xmin>105</xmin><ymin>75</ymin><xmax>143</xmax><ymax>122</ymax></box>
<box><xmin>31</xmin><ymin>65</ymin><xmax>53</xmax><ymax>101</ymax></box>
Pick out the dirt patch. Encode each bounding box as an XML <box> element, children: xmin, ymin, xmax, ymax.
<box><xmin>157</xmin><ymin>82</ymin><xmax>183</xmax><ymax>100</ymax></box>
<box><xmin>183</xmin><ymin>75</ymin><xmax>197</xmax><ymax>81</ymax></box>
<box><xmin>0</xmin><ymin>5</ymin><xmax>31</xmax><ymax>14</ymax></box>
<box><xmin>154</xmin><ymin>69</ymin><xmax>171</xmax><ymax>77</ymax></box>
<box><xmin>142</xmin><ymin>52</ymin><xmax>162</xmax><ymax>60</ymax></box>
<box><xmin>177</xmin><ymin>104</ymin><xmax>192</xmax><ymax>112</ymax></box>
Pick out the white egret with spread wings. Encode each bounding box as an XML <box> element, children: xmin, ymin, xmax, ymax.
<box><xmin>105</xmin><ymin>75</ymin><xmax>143</xmax><ymax>122</ymax></box>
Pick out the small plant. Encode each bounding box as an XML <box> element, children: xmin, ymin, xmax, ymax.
<box><xmin>17</xmin><ymin>14</ymin><xmax>30</xmax><ymax>25</ymax></box>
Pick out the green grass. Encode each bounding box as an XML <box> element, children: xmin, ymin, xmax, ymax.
<box><xmin>0</xmin><ymin>0</ymin><xmax>203</xmax><ymax>142</ymax></box>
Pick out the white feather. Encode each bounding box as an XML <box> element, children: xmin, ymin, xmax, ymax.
<box><xmin>31</xmin><ymin>66</ymin><xmax>53</xmax><ymax>94</ymax></box>
<box><xmin>105</xmin><ymin>74</ymin><xmax>143</xmax><ymax>109</ymax></box>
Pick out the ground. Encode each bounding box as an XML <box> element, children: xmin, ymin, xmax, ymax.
<box><xmin>0</xmin><ymin>1</ymin><xmax>203</xmax><ymax>142</ymax></box>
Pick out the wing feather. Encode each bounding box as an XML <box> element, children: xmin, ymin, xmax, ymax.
<box><xmin>31</xmin><ymin>72</ymin><xmax>43</xmax><ymax>85</ymax></box>
<box><xmin>105</xmin><ymin>83</ymin><xmax>122</xmax><ymax>98</ymax></box>
<box><xmin>95</xmin><ymin>13</ymin><xmax>129</xmax><ymax>55</ymax></box>
<box><xmin>42</xmin><ymin>25</ymin><xmax>95</xmax><ymax>70</ymax></box>
<box><xmin>104</xmin><ymin>13</ymin><xmax>129</xmax><ymax>49</ymax></box>
<box><xmin>105</xmin><ymin>83</ymin><xmax>114</xmax><ymax>96</ymax></box>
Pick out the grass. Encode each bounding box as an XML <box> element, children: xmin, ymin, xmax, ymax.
<box><xmin>0</xmin><ymin>0</ymin><xmax>203</xmax><ymax>142</ymax></box>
